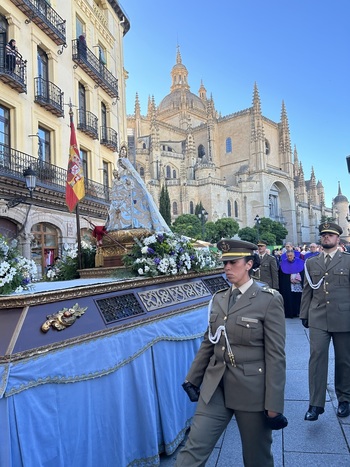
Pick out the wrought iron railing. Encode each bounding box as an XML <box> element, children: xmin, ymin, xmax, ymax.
<box><xmin>0</xmin><ymin>144</ymin><xmax>110</xmax><ymax>201</ymax></box>
<box><xmin>10</xmin><ymin>0</ymin><xmax>66</xmax><ymax>46</ymax></box>
<box><xmin>0</xmin><ymin>48</ymin><xmax>27</xmax><ymax>93</ymax></box>
<box><xmin>77</xmin><ymin>109</ymin><xmax>99</xmax><ymax>140</ymax></box>
<box><xmin>100</xmin><ymin>127</ymin><xmax>118</xmax><ymax>151</ymax></box>
<box><xmin>72</xmin><ymin>39</ymin><xmax>119</xmax><ymax>99</ymax></box>
<box><xmin>34</xmin><ymin>77</ymin><xmax>64</xmax><ymax>117</ymax></box>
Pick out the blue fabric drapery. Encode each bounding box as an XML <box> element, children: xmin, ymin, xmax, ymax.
<box><xmin>0</xmin><ymin>305</ymin><xmax>207</xmax><ymax>467</ymax></box>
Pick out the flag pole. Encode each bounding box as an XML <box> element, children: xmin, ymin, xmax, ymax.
<box><xmin>76</xmin><ymin>204</ymin><xmax>83</xmax><ymax>270</ymax></box>
<box><xmin>66</xmin><ymin>99</ymin><xmax>85</xmax><ymax>270</ymax></box>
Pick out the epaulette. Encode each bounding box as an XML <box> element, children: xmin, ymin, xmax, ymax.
<box><xmin>214</xmin><ymin>287</ymin><xmax>230</xmax><ymax>297</ymax></box>
<box><xmin>261</xmin><ymin>286</ymin><xmax>275</xmax><ymax>295</ymax></box>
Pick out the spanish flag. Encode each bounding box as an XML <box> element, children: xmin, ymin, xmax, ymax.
<box><xmin>65</xmin><ymin>111</ymin><xmax>85</xmax><ymax>212</ymax></box>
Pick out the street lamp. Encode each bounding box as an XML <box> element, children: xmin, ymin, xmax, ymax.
<box><xmin>254</xmin><ymin>214</ymin><xmax>261</xmax><ymax>241</ymax></box>
<box><xmin>7</xmin><ymin>166</ymin><xmax>37</xmax><ymax>208</ymax></box>
<box><xmin>198</xmin><ymin>209</ymin><xmax>208</xmax><ymax>238</ymax></box>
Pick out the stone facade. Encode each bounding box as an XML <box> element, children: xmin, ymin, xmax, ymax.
<box><xmin>0</xmin><ymin>0</ymin><xmax>129</xmax><ymax>276</ymax></box>
<box><xmin>127</xmin><ymin>49</ymin><xmax>348</xmax><ymax>245</ymax></box>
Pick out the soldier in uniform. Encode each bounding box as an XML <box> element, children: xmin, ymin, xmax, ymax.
<box><xmin>176</xmin><ymin>240</ymin><xmax>287</xmax><ymax>467</ymax></box>
<box><xmin>301</xmin><ymin>222</ymin><xmax>350</xmax><ymax>421</ymax></box>
<box><xmin>256</xmin><ymin>240</ymin><xmax>279</xmax><ymax>289</ymax></box>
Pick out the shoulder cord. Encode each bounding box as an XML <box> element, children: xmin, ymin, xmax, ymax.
<box><xmin>304</xmin><ymin>261</ymin><xmax>324</xmax><ymax>289</ymax></box>
<box><xmin>207</xmin><ymin>297</ymin><xmax>235</xmax><ymax>364</ymax></box>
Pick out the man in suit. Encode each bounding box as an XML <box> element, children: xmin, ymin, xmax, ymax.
<box><xmin>257</xmin><ymin>240</ymin><xmax>279</xmax><ymax>289</ymax></box>
<box><xmin>176</xmin><ymin>239</ymin><xmax>287</xmax><ymax>467</ymax></box>
<box><xmin>301</xmin><ymin>222</ymin><xmax>350</xmax><ymax>421</ymax></box>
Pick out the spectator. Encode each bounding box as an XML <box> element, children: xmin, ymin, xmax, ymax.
<box><xmin>279</xmin><ymin>250</ymin><xmax>304</xmax><ymax>318</ymax></box>
<box><xmin>5</xmin><ymin>39</ymin><xmax>18</xmax><ymax>72</ymax></box>
<box><xmin>303</xmin><ymin>243</ymin><xmax>320</xmax><ymax>260</ymax></box>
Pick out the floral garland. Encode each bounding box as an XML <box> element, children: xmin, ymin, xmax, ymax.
<box><xmin>123</xmin><ymin>231</ymin><xmax>219</xmax><ymax>277</ymax></box>
<box><xmin>0</xmin><ymin>235</ymin><xmax>37</xmax><ymax>295</ymax></box>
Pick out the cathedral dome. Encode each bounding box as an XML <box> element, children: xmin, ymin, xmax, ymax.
<box><xmin>334</xmin><ymin>193</ymin><xmax>348</xmax><ymax>203</ymax></box>
<box><xmin>334</xmin><ymin>183</ymin><xmax>348</xmax><ymax>204</ymax></box>
<box><xmin>158</xmin><ymin>89</ymin><xmax>206</xmax><ymax>113</ymax></box>
<box><xmin>158</xmin><ymin>47</ymin><xmax>206</xmax><ymax>114</ymax></box>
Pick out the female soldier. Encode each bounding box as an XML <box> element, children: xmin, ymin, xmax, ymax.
<box><xmin>176</xmin><ymin>239</ymin><xmax>287</xmax><ymax>467</ymax></box>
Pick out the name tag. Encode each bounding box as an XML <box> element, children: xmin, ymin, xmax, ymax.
<box><xmin>241</xmin><ymin>317</ymin><xmax>258</xmax><ymax>323</ymax></box>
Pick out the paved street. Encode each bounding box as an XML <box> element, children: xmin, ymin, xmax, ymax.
<box><xmin>160</xmin><ymin>319</ymin><xmax>350</xmax><ymax>466</ymax></box>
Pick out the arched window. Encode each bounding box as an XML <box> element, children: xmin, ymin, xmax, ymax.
<box><xmin>198</xmin><ymin>144</ymin><xmax>205</xmax><ymax>158</ymax></box>
<box><xmin>166</xmin><ymin>165</ymin><xmax>171</xmax><ymax>178</ymax></box>
<box><xmin>265</xmin><ymin>139</ymin><xmax>270</xmax><ymax>155</ymax></box>
<box><xmin>234</xmin><ymin>201</ymin><xmax>239</xmax><ymax>218</ymax></box>
<box><xmin>226</xmin><ymin>137</ymin><xmax>232</xmax><ymax>153</ymax></box>
<box><xmin>140</xmin><ymin>166</ymin><xmax>144</xmax><ymax>177</ymax></box>
<box><xmin>142</xmin><ymin>142</ymin><xmax>146</xmax><ymax>149</ymax></box>
<box><xmin>172</xmin><ymin>169</ymin><xmax>176</xmax><ymax>178</ymax></box>
<box><xmin>227</xmin><ymin>200</ymin><xmax>232</xmax><ymax>217</ymax></box>
<box><xmin>173</xmin><ymin>201</ymin><xmax>178</xmax><ymax>215</ymax></box>
<box><xmin>31</xmin><ymin>223</ymin><xmax>59</xmax><ymax>279</ymax></box>
<box><xmin>189</xmin><ymin>201</ymin><xmax>194</xmax><ymax>214</ymax></box>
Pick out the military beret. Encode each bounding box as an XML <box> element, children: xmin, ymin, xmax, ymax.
<box><xmin>217</xmin><ymin>239</ymin><xmax>258</xmax><ymax>260</ymax></box>
<box><xmin>318</xmin><ymin>222</ymin><xmax>343</xmax><ymax>236</ymax></box>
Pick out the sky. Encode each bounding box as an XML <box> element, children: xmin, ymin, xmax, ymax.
<box><xmin>122</xmin><ymin>0</ymin><xmax>350</xmax><ymax>208</ymax></box>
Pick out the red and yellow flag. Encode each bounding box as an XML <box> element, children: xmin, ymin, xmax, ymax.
<box><xmin>65</xmin><ymin>111</ymin><xmax>85</xmax><ymax>212</ymax></box>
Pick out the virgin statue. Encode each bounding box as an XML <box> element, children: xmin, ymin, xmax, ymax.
<box><xmin>105</xmin><ymin>150</ymin><xmax>171</xmax><ymax>234</ymax></box>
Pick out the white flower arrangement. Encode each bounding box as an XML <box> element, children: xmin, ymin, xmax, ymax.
<box><xmin>0</xmin><ymin>235</ymin><xmax>37</xmax><ymax>295</ymax></box>
<box><xmin>123</xmin><ymin>231</ymin><xmax>218</xmax><ymax>277</ymax></box>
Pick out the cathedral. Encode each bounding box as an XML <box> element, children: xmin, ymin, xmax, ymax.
<box><xmin>127</xmin><ymin>49</ymin><xmax>349</xmax><ymax>245</ymax></box>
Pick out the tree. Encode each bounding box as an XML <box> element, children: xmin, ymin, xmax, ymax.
<box><xmin>254</xmin><ymin>217</ymin><xmax>287</xmax><ymax>245</ymax></box>
<box><xmin>321</xmin><ymin>215</ymin><xmax>336</xmax><ymax>223</ymax></box>
<box><xmin>172</xmin><ymin>214</ymin><xmax>202</xmax><ymax>238</ymax></box>
<box><xmin>213</xmin><ymin>218</ymin><xmax>240</xmax><ymax>242</ymax></box>
<box><xmin>238</xmin><ymin>227</ymin><xmax>257</xmax><ymax>243</ymax></box>
<box><xmin>204</xmin><ymin>221</ymin><xmax>217</xmax><ymax>243</ymax></box>
<box><xmin>159</xmin><ymin>184</ymin><xmax>171</xmax><ymax>227</ymax></box>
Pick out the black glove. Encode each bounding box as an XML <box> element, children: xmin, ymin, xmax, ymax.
<box><xmin>182</xmin><ymin>381</ymin><xmax>200</xmax><ymax>402</ymax></box>
<box><xmin>265</xmin><ymin>412</ymin><xmax>288</xmax><ymax>430</ymax></box>
<box><xmin>301</xmin><ymin>319</ymin><xmax>309</xmax><ymax>328</ymax></box>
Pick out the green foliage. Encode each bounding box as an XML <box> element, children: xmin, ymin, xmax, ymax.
<box><xmin>159</xmin><ymin>184</ymin><xmax>172</xmax><ymax>226</ymax></box>
<box><xmin>213</xmin><ymin>218</ymin><xmax>240</xmax><ymax>242</ymax></box>
<box><xmin>204</xmin><ymin>221</ymin><xmax>217</xmax><ymax>242</ymax></box>
<box><xmin>321</xmin><ymin>215</ymin><xmax>336</xmax><ymax>223</ymax></box>
<box><xmin>172</xmin><ymin>214</ymin><xmax>202</xmax><ymax>238</ymax></box>
<box><xmin>238</xmin><ymin>227</ymin><xmax>257</xmax><ymax>243</ymax></box>
<box><xmin>257</xmin><ymin>218</ymin><xmax>288</xmax><ymax>244</ymax></box>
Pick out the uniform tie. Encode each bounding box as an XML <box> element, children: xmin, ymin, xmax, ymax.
<box><xmin>325</xmin><ymin>254</ymin><xmax>331</xmax><ymax>268</ymax></box>
<box><xmin>260</xmin><ymin>255</ymin><xmax>263</xmax><ymax>261</ymax></box>
<box><xmin>228</xmin><ymin>288</ymin><xmax>241</xmax><ymax>309</ymax></box>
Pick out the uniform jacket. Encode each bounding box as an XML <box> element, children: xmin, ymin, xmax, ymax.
<box><xmin>258</xmin><ymin>254</ymin><xmax>279</xmax><ymax>289</ymax></box>
<box><xmin>300</xmin><ymin>251</ymin><xmax>350</xmax><ymax>332</ymax></box>
<box><xmin>186</xmin><ymin>281</ymin><xmax>286</xmax><ymax>413</ymax></box>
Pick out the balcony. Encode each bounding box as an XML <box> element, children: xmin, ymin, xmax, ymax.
<box><xmin>10</xmin><ymin>0</ymin><xmax>66</xmax><ymax>46</ymax></box>
<box><xmin>77</xmin><ymin>109</ymin><xmax>99</xmax><ymax>140</ymax></box>
<box><xmin>0</xmin><ymin>143</ymin><xmax>110</xmax><ymax>203</ymax></box>
<box><xmin>34</xmin><ymin>77</ymin><xmax>64</xmax><ymax>117</ymax></box>
<box><xmin>0</xmin><ymin>51</ymin><xmax>27</xmax><ymax>93</ymax></box>
<box><xmin>72</xmin><ymin>39</ymin><xmax>119</xmax><ymax>99</ymax></box>
<box><xmin>100</xmin><ymin>127</ymin><xmax>118</xmax><ymax>152</ymax></box>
